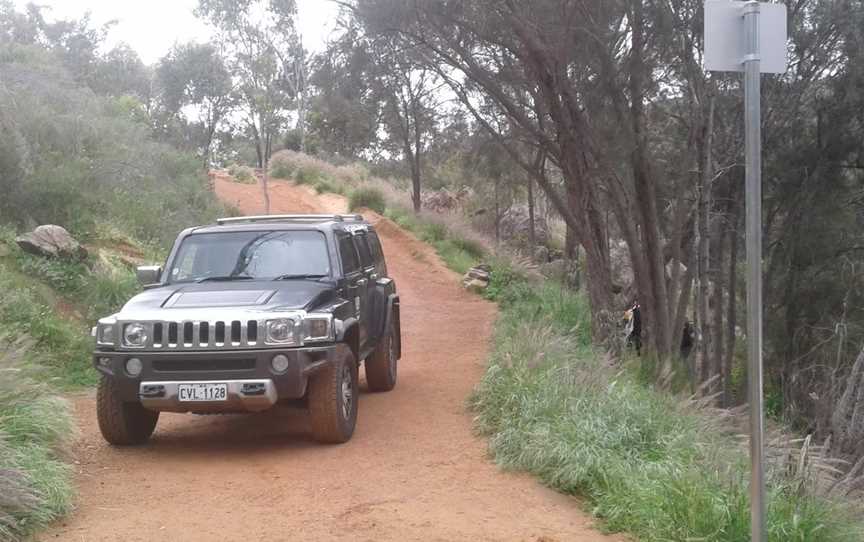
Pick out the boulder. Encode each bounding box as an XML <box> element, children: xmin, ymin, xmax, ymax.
<box><xmin>498</xmin><ymin>205</ymin><xmax>549</xmax><ymax>247</ymax></box>
<box><xmin>463</xmin><ymin>278</ymin><xmax>489</xmax><ymax>294</ymax></box>
<box><xmin>462</xmin><ymin>265</ymin><xmax>491</xmax><ymax>293</ymax></box>
<box><xmin>15</xmin><ymin>225</ymin><xmax>87</xmax><ymax>260</ymax></box>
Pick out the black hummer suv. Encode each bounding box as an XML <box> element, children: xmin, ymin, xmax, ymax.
<box><xmin>92</xmin><ymin>214</ymin><xmax>401</xmax><ymax>445</ymax></box>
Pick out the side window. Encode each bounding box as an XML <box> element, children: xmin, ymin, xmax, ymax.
<box><xmin>355</xmin><ymin>233</ymin><xmax>373</xmax><ymax>268</ymax></box>
<box><xmin>337</xmin><ymin>234</ymin><xmax>360</xmax><ymax>274</ymax></box>
<box><xmin>368</xmin><ymin>231</ymin><xmax>384</xmax><ymax>264</ymax></box>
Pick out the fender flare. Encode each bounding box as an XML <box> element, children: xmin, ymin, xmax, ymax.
<box><xmin>383</xmin><ymin>294</ymin><xmax>401</xmax><ymax>360</ymax></box>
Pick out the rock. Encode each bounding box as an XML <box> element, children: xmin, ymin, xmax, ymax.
<box><xmin>462</xmin><ymin>265</ymin><xmax>491</xmax><ymax>293</ymax></box>
<box><xmin>15</xmin><ymin>225</ymin><xmax>87</xmax><ymax>260</ymax></box>
<box><xmin>463</xmin><ymin>278</ymin><xmax>489</xmax><ymax>294</ymax></box>
<box><xmin>609</xmin><ymin>239</ymin><xmax>634</xmax><ymax>290</ymax></box>
<box><xmin>466</xmin><ymin>268</ymin><xmax>490</xmax><ymax>281</ymax></box>
<box><xmin>498</xmin><ymin>205</ymin><xmax>549</xmax><ymax>247</ymax></box>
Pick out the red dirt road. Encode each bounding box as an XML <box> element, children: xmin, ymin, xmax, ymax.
<box><xmin>43</xmin><ymin>179</ymin><xmax>619</xmax><ymax>541</ymax></box>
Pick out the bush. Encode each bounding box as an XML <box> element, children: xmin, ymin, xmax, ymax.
<box><xmin>269</xmin><ymin>158</ymin><xmax>295</xmax><ymax>180</ymax></box>
<box><xmin>0</xmin><ymin>337</ymin><xmax>75</xmax><ymax>541</ymax></box>
<box><xmin>349</xmin><ymin>186</ymin><xmax>387</xmax><ymax>214</ymax></box>
<box><xmin>227</xmin><ymin>163</ymin><xmax>256</xmax><ymax>184</ymax></box>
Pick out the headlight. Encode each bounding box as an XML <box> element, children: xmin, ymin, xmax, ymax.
<box><xmin>123</xmin><ymin>323</ymin><xmax>149</xmax><ymax>348</ymax></box>
<box><xmin>96</xmin><ymin>322</ymin><xmax>116</xmax><ymax>346</ymax></box>
<box><xmin>265</xmin><ymin>318</ymin><xmax>298</xmax><ymax>345</ymax></box>
<box><xmin>304</xmin><ymin>315</ymin><xmax>333</xmax><ymax>342</ymax></box>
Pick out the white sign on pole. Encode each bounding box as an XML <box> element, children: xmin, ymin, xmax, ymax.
<box><xmin>704</xmin><ymin>0</ymin><xmax>787</xmax><ymax>73</ymax></box>
<box><xmin>704</xmin><ymin>2</ymin><xmax>787</xmax><ymax>541</ymax></box>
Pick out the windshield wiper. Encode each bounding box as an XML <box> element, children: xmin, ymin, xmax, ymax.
<box><xmin>272</xmin><ymin>273</ymin><xmax>329</xmax><ymax>281</ymax></box>
<box><xmin>195</xmin><ymin>275</ymin><xmax>254</xmax><ymax>283</ymax></box>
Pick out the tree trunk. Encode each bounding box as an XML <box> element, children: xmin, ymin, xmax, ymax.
<box><xmin>411</xmin><ymin>160</ymin><xmax>421</xmax><ymax>213</ymax></box>
<box><xmin>494</xmin><ymin>174</ymin><xmax>501</xmax><ymax>246</ymax></box>
<box><xmin>527</xmin><ymin>176</ymin><xmax>536</xmax><ymax>257</ymax></box>
<box><xmin>724</xmin><ymin>202</ymin><xmax>740</xmax><ymax>406</ymax></box>
<box><xmin>262</xmin><ymin>155</ymin><xmax>271</xmax><ymax>215</ymax></box>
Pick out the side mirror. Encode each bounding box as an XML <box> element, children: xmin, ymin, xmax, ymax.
<box><xmin>136</xmin><ymin>265</ymin><xmax>162</xmax><ymax>286</ymax></box>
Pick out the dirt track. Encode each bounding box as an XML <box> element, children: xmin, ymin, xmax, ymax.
<box><xmin>43</xmin><ymin>178</ymin><xmax>618</xmax><ymax>541</ymax></box>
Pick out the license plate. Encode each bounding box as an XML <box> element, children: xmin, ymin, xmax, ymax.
<box><xmin>178</xmin><ymin>383</ymin><xmax>228</xmax><ymax>402</ymax></box>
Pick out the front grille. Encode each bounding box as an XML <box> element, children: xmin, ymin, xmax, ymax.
<box><xmin>128</xmin><ymin>320</ymin><xmax>261</xmax><ymax>350</ymax></box>
<box><xmin>152</xmin><ymin>358</ymin><xmax>256</xmax><ymax>372</ymax></box>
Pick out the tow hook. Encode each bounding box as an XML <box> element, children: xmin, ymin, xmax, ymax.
<box><xmin>140</xmin><ymin>384</ymin><xmax>166</xmax><ymax>398</ymax></box>
<box><xmin>241</xmin><ymin>382</ymin><xmax>267</xmax><ymax>396</ymax></box>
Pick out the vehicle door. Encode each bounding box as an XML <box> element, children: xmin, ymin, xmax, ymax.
<box><xmin>336</xmin><ymin>232</ymin><xmax>369</xmax><ymax>348</ymax></box>
<box><xmin>353</xmin><ymin>231</ymin><xmax>378</xmax><ymax>352</ymax></box>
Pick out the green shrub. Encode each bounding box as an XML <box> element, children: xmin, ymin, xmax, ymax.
<box><xmin>269</xmin><ymin>159</ymin><xmax>295</xmax><ymax>180</ymax></box>
<box><xmin>294</xmin><ymin>164</ymin><xmax>322</xmax><ymax>185</ymax></box>
<box><xmin>227</xmin><ymin>163</ymin><xmax>256</xmax><ymax>184</ymax></box>
<box><xmin>349</xmin><ymin>187</ymin><xmax>387</xmax><ymax>214</ymax></box>
<box><xmin>0</xmin><ymin>338</ymin><xmax>75</xmax><ymax>541</ymax></box>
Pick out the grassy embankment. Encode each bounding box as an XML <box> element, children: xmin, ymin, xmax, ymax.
<box><xmin>265</xmin><ymin>151</ymin><xmax>861</xmax><ymax>541</ymax></box>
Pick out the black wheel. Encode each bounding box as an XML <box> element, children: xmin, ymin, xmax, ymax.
<box><xmin>96</xmin><ymin>375</ymin><xmax>159</xmax><ymax>445</ymax></box>
<box><xmin>308</xmin><ymin>349</ymin><xmax>358</xmax><ymax>443</ymax></box>
<box><xmin>365</xmin><ymin>320</ymin><xmax>397</xmax><ymax>392</ymax></box>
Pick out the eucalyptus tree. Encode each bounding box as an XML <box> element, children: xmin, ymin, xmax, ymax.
<box><xmin>156</xmin><ymin>43</ymin><xmax>233</xmax><ymax>167</ymax></box>
<box><xmin>196</xmin><ymin>0</ymin><xmax>305</xmax><ymax>211</ymax></box>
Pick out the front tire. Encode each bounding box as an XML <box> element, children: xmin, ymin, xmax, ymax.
<box><xmin>96</xmin><ymin>375</ymin><xmax>159</xmax><ymax>445</ymax></box>
<box><xmin>365</xmin><ymin>320</ymin><xmax>398</xmax><ymax>392</ymax></box>
<box><xmin>308</xmin><ymin>349</ymin><xmax>358</xmax><ymax>443</ymax></box>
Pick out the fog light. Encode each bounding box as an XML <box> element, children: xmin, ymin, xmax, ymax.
<box><xmin>271</xmin><ymin>354</ymin><xmax>290</xmax><ymax>374</ymax></box>
<box><xmin>125</xmin><ymin>357</ymin><xmax>143</xmax><ymax>377</ymax></box>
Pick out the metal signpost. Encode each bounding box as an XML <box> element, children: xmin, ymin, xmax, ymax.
<box><xmin>704</xmin><ymin>1</ymin><xmax>787</xmax><ymax>540</ymax></box>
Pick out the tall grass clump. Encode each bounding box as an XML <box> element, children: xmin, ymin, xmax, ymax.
<box><xmin>472</xmin><ymin>264</ymin><xmax>860</xmax><ymax>541</ymax></box>
<box><xmin>0</xmin><ymin>262</ymin><xmax>95</xmax><ymax>387</ymax></box>
<box><xmin>349</xmin><ymin>186</ymin><xmax>387</xmax><ymax>214</ymax></box>
<box><xmin>0</xmin><ymin>338</ymin><xmax>75</xmax><ymax>541</ymax></box>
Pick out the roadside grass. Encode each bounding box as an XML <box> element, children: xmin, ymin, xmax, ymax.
<box><xmin>472</xmin><ymin>261</ymin><xmax>861</xmax><ymax>541</ymax></box>
<box><xmin>0</xmin><ymin>337</ymin><xmax>75</xmax><ymax>541</ymax></box>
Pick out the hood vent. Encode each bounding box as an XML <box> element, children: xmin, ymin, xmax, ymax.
<box><xmin>163</xmin><ymin>290</ymin><xmax>275</xmax><ymax>308</ymax></box>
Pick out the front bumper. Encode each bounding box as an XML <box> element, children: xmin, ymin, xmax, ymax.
<box><xmin>93</xmin><ymin>345</ymin><xmax>346</xmax><ymax>411</ymax></box>
<box><xmin>139</xmin><ymin>379</ymin><xmax>277</xmax><ymax>413</ymax></box>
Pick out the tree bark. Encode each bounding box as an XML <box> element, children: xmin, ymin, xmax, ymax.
<box><xmin>724</xmin><ymin>201</ymin><xmax>740</xmax><ymax>406</ymax></box>
<box><xmin>527</xmin><ymin>176</ymin><xmax>536</xmax><ymax>257</ymax></box>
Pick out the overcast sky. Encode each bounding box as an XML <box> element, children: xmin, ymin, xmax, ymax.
<box><xmin>13</xmin><ymin>0</ymin><xmax>341</xmax><ymax>64</ymax></box>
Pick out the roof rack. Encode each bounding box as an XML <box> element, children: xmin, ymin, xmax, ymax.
<box><xmin>215</xmin><ymin>214</ymin><xmax>364</xmax><ymax>225</ymax></box>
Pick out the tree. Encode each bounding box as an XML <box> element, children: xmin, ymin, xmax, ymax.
<box><xmin>307</xmin><ymin>26</ymin><xmax>379</xmax><ymax>158</ymax></box>
<box><xmin>91</xmin><ymin>43</ymin><xmax>151</xmax><ymax>101</ymax></box>
<box><xmin>313</xmin><ymin>18</ymin><xmax>443</xmax><ymax>212</ymax></box>
<box><xmin>197</xmin><ymin>0</ymin><xmax>305</xmax><ymax>212</ymax></box>
<box><xmin>155</xmin><ymin>42</ymin><xmax>233</xmax><ymax>167</ymax></box>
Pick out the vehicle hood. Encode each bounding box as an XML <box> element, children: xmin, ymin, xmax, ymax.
<box><xmin>117</xmin><ymin>281</ymin><xmax>338</xmax><ymax>318</ymax></box>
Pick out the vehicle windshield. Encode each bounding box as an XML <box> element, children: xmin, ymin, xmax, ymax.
<box><xmin>167</xmin><ymin>230</ymin><xmax>331</xmax><ymax>283</ymax></box>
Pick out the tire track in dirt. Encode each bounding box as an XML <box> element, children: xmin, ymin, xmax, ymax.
<box><xmin>43</xmin><ymin>179</ymin><xmax>621</xmax><ymax>541</ymax></box>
